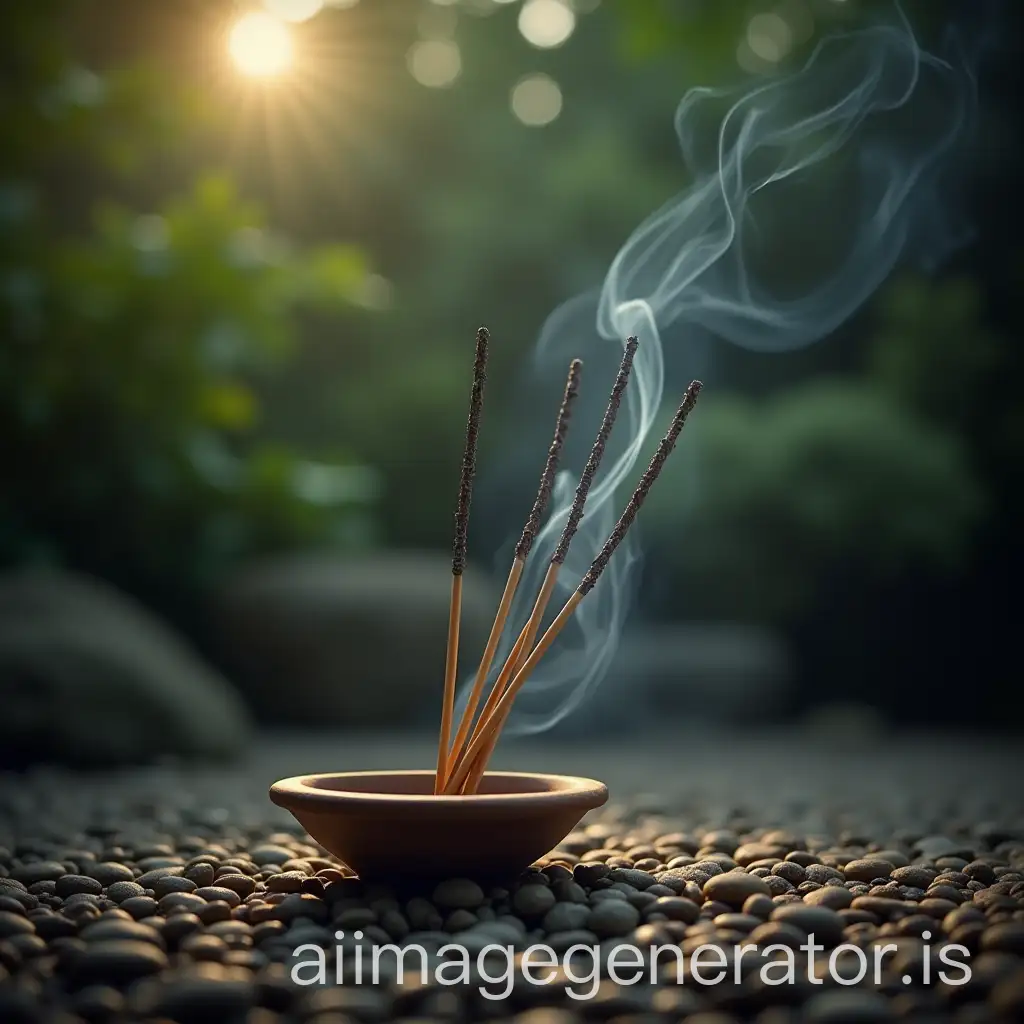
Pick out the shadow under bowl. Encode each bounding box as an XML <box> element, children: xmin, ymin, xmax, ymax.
<box><xmin>269</xmin><ymin>770</ymin><xmax>608</xmax><ymax>882</ymax></box>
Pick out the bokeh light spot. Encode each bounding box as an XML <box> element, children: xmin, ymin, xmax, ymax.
<box><xmin>418</xmin><ymin>4</ymin><xmax>458</xmax><ymax>39</ymax></box>
<box><xmin>228</xmin><ymin>13</ymin><xmax>293</xmax><ymax>77</ymax></box>
<box><xmin>407</xmin><ymin>39</ymin><xmax>462</xmax><ymax>88</ymax></box>
<box><xmin>131</xmin><ymin>215</ymin><xmax>168</xmax><ymax>253</ymax></box>
<box><xmin>511</xmin><ymin>73</ymin><xmax>563</xmax><ymax>126</ymax></box>
<box><xmin>518</xmin><ymin>0</ymin><xmax>576</xmax><ymax>50</ymax></box>
<box><xmin>747</xmin><ymin>11</ymin><xmax>794</xmax><ymax>63</ymax></box>
<box><xmin>264</xmin><ymin>0</ymin><xmax>323</xmax><ymax>22</ymax></box>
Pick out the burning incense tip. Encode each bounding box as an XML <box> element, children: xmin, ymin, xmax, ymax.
<box><xmin>552</xmin><ymin>337</ymin><xmax>638</xmax><ymax>565</ymax></box>
<box><xmin>515</xmin><ymin>358</ymin><xmax>583</xmax><ymax>561</ymax></box>
<box><xmin>452</xmin><ymin>327</ymin><xmax>490</xmax><ymax>577</ymax></box>
<box><xmin>579</xmin><ymin>379</ymin><xmax>702</xmax><ymax>595</ymax></box>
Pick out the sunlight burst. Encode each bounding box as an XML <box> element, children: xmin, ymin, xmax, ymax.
<box><xmin>229</xmin><ymin>12</ymin><xmax>294</xmax><ymax>78</ymax></box>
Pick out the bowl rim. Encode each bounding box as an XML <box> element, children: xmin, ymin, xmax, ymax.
<box><xmin>269</xmin><ymin>769</ymin><xmax>608</xmax><ymax>812</ymax></box>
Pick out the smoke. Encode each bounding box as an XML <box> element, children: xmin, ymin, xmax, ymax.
<box><xmin>458</xmin><ymin>3</ymin><xmax>978</xmax><ymax>736</ymax></box>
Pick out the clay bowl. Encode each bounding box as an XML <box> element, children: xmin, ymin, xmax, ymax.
<box><xmin>269</xmin><ymin>770</ymin><xmax>607</xmax><ymax>882</ymax></box>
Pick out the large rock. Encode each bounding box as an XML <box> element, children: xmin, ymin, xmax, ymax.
<box><xmin>211</xmin><ymin>552</ymin><xmax>502</xmax><ymax>727</ymax></box>
<box><xmin>0</xmin><ymin>572</ymin><xmax>251</xmax><ymax>767</ymax></box>
<box><xmin>514</xmin><ymin>621</ymin><xmax>792</xmax><ymax>737</ymax></box>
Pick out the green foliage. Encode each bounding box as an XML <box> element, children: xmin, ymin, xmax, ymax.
<box><xmin>868</xmin><ymin>275</ymin><xmax>1000</xmax><ymax>423</ymax></box>
<box><xmin>0</xmin><ymin>171</ymin><xmax>375</xmax><ymax>592</ymax></box>
<box><xmin>642</xmin><ymin>380</ymin><xmax>984</xmax><ymax>623</ymax></box>
<box><xmin>607</xmin><ymin>0</ymin><xmax>947</xmax><ymax>70</ymax></box>
<box><xmin>0</xmin><ymin>3</ymin><xmax>375</xmax><ymax>607</ymax></box>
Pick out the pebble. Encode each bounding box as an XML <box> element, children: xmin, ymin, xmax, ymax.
<box><xmin>159</xmin><ymin>892</ymin><xmax>208</xmax><ymax>914</ymax></box>
<box><xmin>162</xmin><ymin>913</ymin><xmax>204</xmax><ymax>945</ymax></box>
<box><xmin>651</xmin><ymin>896</ymin><xmax>700</xmax><ymax>923</ymax></box>
<box><xmin>850</xmin><ymin>897</ymin><xmax>907</xmax><ymax>919</ymax></box>
<box><xmin>772</xmin><ymin>861</ymin><xmax>807</xmax><ymax>885</ymax></box>
<box><xmin>444</xmin><ymin>908</ymin><xmax>476</xmax><ymax>932</ymax></box>
<box><xmin>981</xmin><ymin>922</ymin><xmax>1024</xmax><ymax>954</ymax></box>
<box><xmin>608</xmin><ymin>868</ymin><xmax>657</xmax><ymax>890</ymax></box>
<box><xmin>11</xmin><ymin>861</ymin><xmax>66</xmax><ymax>885</ymax></box>
<box><xmin>806</xmin><ymin>864</ymin><xmax>844</xmax><ymax>884</ymax></box>
<box><xmin>734</xmin><ymin>842</ymin><xmax>785</xmax><ymax>866</ymax></box>
<box><xmin>804</xmin><ymin>989</ymin><xmax>894</xmax><ymax>1023</ymax></box>
<box><xmin>140</xmin><ymin>966</ymin><xmax>256</xmax><ymax>1019</ymax></box>
<box><xmin>587</xmin><ymin>899</ymin><xmax>640</xmax><ymax>937</ymax></box>
<box><xmin>120</xmin><ymin>896</ymin><xmax>159</xmax><ymax>919</ymax></box>
<box><xmin>513</xmin><ymin>884</ymin><xmax>556</xmax><ymax>918</ymax></box>
<box><xmin>703</xmin><ymin>870</ymin><xmax>772</xmax><ymax>907</ymax></box>
<box><xmin>802</xmin><ymin>885</ymin><xmax>854</xmax><ymax>910</ymax></box>
<box><xmin>266</xmin><ymin>870</ymin><xmax>305</xmax><ymax>893</ymax></box>
<box><xmin>432</xmin><ymin>878</ymin><xmax>484</xmax><ymax>910</ymax></box>
<box><xmin>546</xmin><ymin>928</ymin><xmax>601</xmax><ymax>954</ymax></box>
<box><xmin>272</xmin><ymin>893</ymin><xmax>328</xmax><ymax>924</ymax></box>
<box><xmin>54</xmin><ymin>874</ymin><xmax>103</xmax><ymax>898</ymax></box>
<box><xmin>180</xmin><ymin>932</ymin><xmax>228</xmax><ymax>959</ymax></box>
<box><xmin>216</xmin><ymin>874</ymin><xmax>256</xmax><ymax>898</ymax></box>
<box><xmin>79</xmin><ymin>919</ymin><xmax>164</xmax><ymax>946</ymax></box>
<box><xmin>748</xmin><ymin>921</ymin><xmax>808</xmax><ymax>948</ymax></box>
<box><xmin>249</xmin><ymin>845</ymin><xmax>295</xmax><ymax>866</ymax></box>
<box><xmin>770</xmin><ymin>904</ymin><xmax>845</xmax><ymax>946</ymax></box>
<box><xmin>843</xmin><ymin>858</ymin><xmax>895</xmax><ymax>883</ymax></box>
<box><xmin>0</xmin><ymin>913</ymin><xmax>34</xmax><ymax>938</ymax></box>
<box><xmin>468</xmin><ymin>920</ymin><xmax>522</xmax><ymax>944</ymax></box>
<box><xmin>185</xmin><ymin>863</ymin><xmax>216</xmax><ymax>887</ymax></box>
<box><xmin>743</xmin><ymin>894</ymin><xmax>776</xmax><ymax>919</ymax></box>
<box><xmin>891</xmin><ymin>865</ymin><xmax>937</xmax><ymax>889</ymax></box>
<box><xmin>713</xmin><ymin>912</ymin><xmax>762</xmax><ymax>932</ymax></box>
<box><xmin>105</xmin><ymin>881</ymin><xmax>146</xmax><ymax>904</ymax></box>
<box><xmin>542</xmin><ymin>901</ymin><xmax>591</xmax><ymax>932</ymax></box>
<box><xmin>35</xmin><ymin>917</ymin><xmax>79</xmax><ymax>944</ymax></box>
<box><xmin>915</xmin><ymin>836</ymin><xmax>974</xmax><ymax>860</ymax></box>
<box><xmin>152</xmin><ymin>875</ymin><xmax>198</xmax><ymax>898</ymax></box>
<box><xmin>89</xmin><ymin>862</ymin><xmax>135</xmax><ymax>886</ymax></box>
<box><xmin>194</xmin><ymin>885</ymin><xmax>241</xmax><ymax>908</ymax></box>
<box><xmin>70</xmin><ymin>939</ymin><xmax>169</xmax><ymax>983</ymax></box>
<box><xmin>136</xmin><ymin>867</ymin><xmax>183</xmax><ymax>888</ymax></box>
<box><xmin>0</xmin><ymin>766</ymin><xmax>1019</xmax><ymax>1023</ymax></box>
<box><xmin>73</xmin><ymin>984</ymin><xmax>125</xmax><ymax>1019</ymax></box>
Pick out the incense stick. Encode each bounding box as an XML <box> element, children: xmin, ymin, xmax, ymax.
<box><xmin>434</xmin><ymin>327</ymin><xmax>489</xmax><ymax>794</ymax></box>
<box><xmin>442</xmin><ymin>359</ymin><xmax>582</xmax><ymax>788</ymax></box>
<box><xmin>445</xmin><ymin>339</ymin><xmax>639</xmax><ymax>793</ymax></box>
<box><xmin>449</xmin><ymin>379</ymin><xmax>703</xmax><ymax>794</ymax></box>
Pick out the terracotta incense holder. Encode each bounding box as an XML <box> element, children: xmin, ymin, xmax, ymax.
<box><xmin>269</xmin><ymin>770</ymin><xmax>608</xmax><ymax>882</ymax></box>
<box><xmin>269</xmin><ymin>329</ymin><xmax>701</xmax><ymax>882</ymax></box>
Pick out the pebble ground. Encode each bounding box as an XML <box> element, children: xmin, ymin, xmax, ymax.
<box><xmin>1</xmin><ymin>730</ymin><xmax>1022</xmax><ymax>1023</ymax></box>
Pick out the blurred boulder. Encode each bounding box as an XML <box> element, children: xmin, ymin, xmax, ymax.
<box><xmin>523</xmin><ymin>622</ymin><xmax>792</xmax><ymax>737</ymax></box>
<box><xmin>0</xmin><ymin>572</ymin><xmax>252</xmax><ymax>767</ymax></box>
<box><xmin>211</xmin><ymin>552</ymin><xmax>502</xmax><ymax>728</ymax></box>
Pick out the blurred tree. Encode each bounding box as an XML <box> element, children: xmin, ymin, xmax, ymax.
<box><xmin>0</xmin><ymin>1</ymin><xmax>376</xmax><ymax>625</ymax></box>
<box><xmin>642</xmin><ymin>378</ymin><xmax>984</xmax><ymax>623</ymax></box>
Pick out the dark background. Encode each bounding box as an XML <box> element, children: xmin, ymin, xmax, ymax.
<box><xmin>2</xmin><ymin>0</ymin><xmax>1022</xmax><ymax>769</ymax></box>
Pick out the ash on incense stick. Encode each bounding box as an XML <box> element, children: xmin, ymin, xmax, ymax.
<box><xmin>552</xmin><ymin>337</ymin><xmax>638</xmax><ymax>565</ymax></box>
<box><xmin>515</xmin><ymin>358</ymin><xmax>582</xmax><ymax>561</ymax></box>
<box><xmin>580</xmin><ymin>379</ymin><xmax>702</xmax><ymax>595</ymax></box>
<box><xmin>452</xmin><ymin>326</ymin><xmax>489</xmax><ymax>578</ymax></box>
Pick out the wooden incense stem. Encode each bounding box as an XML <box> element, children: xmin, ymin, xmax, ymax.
<box><xmin>447</xmin><ymin>338</ymin><xmax>641</xmax><ymax>793</ymax></box>
<box><xmin>434</xmin><ymin>327</ymin><xmax>489</xmax><ymax>794</ymax></box>
<box><xmin>441</xmin><ymin>359</ymin><xmax>583</xmax><ymax>788</ymax></box>
<box><xmin>452</xmin><ymin>379</ymin><xmax>703</xmax><ymax>793</ymax></box>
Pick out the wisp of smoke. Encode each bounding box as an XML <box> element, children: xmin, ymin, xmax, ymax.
<box><xmin>457</xmin><ymin>4</ymin><xmax>977</xmax><ymax>736</ymax></box>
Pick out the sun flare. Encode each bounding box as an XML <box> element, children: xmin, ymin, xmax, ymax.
<box><xmin>228</xmin><ymin>12</ymin><xmax>294</xmax><ymax>78</ymax></box>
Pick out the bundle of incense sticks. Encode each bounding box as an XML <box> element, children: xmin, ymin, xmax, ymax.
<box><xmin>435</xmin><ymin>327</ymin><xmax>702</xmax><ymax>795</ymax></box>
